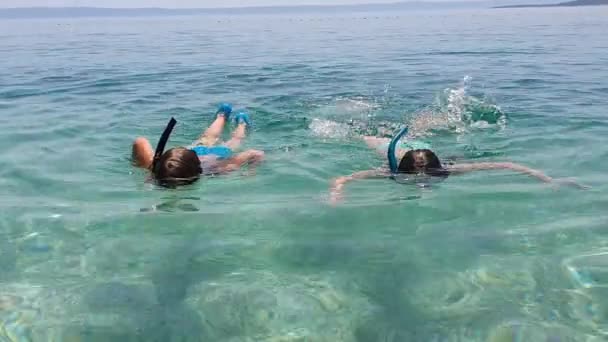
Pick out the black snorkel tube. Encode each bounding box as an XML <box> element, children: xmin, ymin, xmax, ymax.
<box><xmin>387</xmin><ymin>126</ymin><xmax>409</xmax><ymax>174</ymax></box>
<box><xmin>151</xmin><ymin>117</ymin><xmax>177</xmax><ymax>174</ymax></box>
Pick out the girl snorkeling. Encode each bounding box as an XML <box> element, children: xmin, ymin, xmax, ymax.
<box><xmin>330</xmin><ymin>127</ymin><xmax>588</xmax><ymax>203</ymax></box>
<box><xmin>132</xmin><ymin>103</ymin><xmax>264</xmax><ymax>188</ymax></box>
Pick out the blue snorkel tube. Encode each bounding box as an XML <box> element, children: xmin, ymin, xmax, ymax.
<box><xmin>387</xmin><ymin>126</ymin><xmax>409</xmax><ymax>174</ymax></box>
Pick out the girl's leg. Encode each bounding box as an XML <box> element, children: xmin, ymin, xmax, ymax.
<box><xmin>194</xmin><ymin>114</ymin><xmax>227</xmax><ymax>147</ymax></box>
<box><xmin>132</xmin><ymin>137</ymin><xmax>154</xmax><ymax>169</ymax></box>
<box><xmin>224</xmin><ymin>122</ymin><xmax>247</xmax><ymax>150</ymax></box>
<box><xmin>363</xmin><ymin>136</ymin><xmax>391</xmax><ymax>157</ymax></box>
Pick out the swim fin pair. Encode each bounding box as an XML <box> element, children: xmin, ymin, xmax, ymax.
<box><xmin>216</xmin><ymin>103</ymin><xmax>251</xmax><ymax>126</ymax></box>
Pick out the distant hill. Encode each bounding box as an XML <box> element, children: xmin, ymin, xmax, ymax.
<box><xmin>495</xmin><ymin>0</ymin><xmax>608</xmax><ymax>8</ymax></box>
<box><xmin>0</xmin><ymin>2</ymin><xmax>484</xmax><ymax>19</ymax></box>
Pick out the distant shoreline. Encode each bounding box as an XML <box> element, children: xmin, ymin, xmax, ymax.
<box><xmin>494</xmin><ymin>0</ymin><xmax>607</xmax><ymax>8</ymax></box>
<box><xmin>0</xmin><ymin>3</ymin><xmax>481</xmax><ymax>19</ymax></box>
<box><xmin>0</xmin><ymin>1</ymin><xmax>606</xmax><ymax>19</ymax></box>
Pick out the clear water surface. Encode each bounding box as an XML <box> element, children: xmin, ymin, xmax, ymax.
<box><xmin>1</xmin><ymin>7</ymin><xmax>607</xmax><ymax>341</ymax></box>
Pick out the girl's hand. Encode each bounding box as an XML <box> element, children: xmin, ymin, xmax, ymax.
<box><xmin>329</xmin><ymin>177</ymin><xmax>348</xmax><ymax>205</ymax></box>
<box><xmin>554</xmin><ymin>178</ymin><xmax>591</xmax><ymax>190</ymax></box>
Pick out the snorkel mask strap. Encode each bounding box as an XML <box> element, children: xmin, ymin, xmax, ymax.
<box><xmin>151</xmin><ymin>117</ymin><xmax>177</xmax><ymax>173</ymax></box>
<box><xmin>387</xmin><ymin>126</ymin><xmax>409</xmax><ymax>174</ymax></box>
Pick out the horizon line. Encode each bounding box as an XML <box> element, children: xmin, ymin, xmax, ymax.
<box><xmin>0</xmin><ymin>1</ymin><xmax>490</xmax><ymax>11</ymax></box>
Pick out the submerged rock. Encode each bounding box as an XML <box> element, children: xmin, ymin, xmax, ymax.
<box><xmin>188</xmin><ymin>271</ymin><xmax>371</xmax><ymax>342</ymax></box>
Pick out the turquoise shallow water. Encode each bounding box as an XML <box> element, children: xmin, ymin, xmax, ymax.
<box><xmin>1</xmin><ymin>7</ymin><xmax>608</xmax><ymax>341</ymax></box>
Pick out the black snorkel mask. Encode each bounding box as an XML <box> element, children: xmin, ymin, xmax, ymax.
<box><xmin>151</xmin><ymin>117</ymin><xmax>177</xmax><ymax>174</ymax></box>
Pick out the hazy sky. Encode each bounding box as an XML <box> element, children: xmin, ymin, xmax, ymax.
<box><xmin>0</xmin><ymin>0</ymin><xmax>474</xmax><ymax>8</ymax></box>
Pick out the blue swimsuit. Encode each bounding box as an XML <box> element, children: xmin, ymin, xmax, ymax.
<box><xmin>190</xmin><ymin>146</ymin><xmax>233</xmax><ymax>176</ymax></box>
<box><xmin>190</xmin><ymin>146</ymin><xmax>233</xmax><ymax>159</ymax></box>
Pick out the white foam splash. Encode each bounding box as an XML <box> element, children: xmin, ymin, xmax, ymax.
<box><xmin>308</xmin><ymin>77</ymin><xmax>505</xmax><ymax>140</ymax></box>
<box><xmin>445</xmin><ymin>79</ymin><xmax>468</xmax><ymax>128</ymax></box>
<box><xmin>410</xmin><ymin>76</ymin><xmax>507</xmax><ymax>137</ymax></box>
<box><xmin>312</xmin><ymin>96</ymin><xmax>381</xmax><ymax>121</ymax></box>
<box><xmin>334</xmin><ymin>97</ymin><xmax>379</xmax><ymax>114</ymax></box>
<box><xmin>308</xmin><ymin>118</ymin><xmax>352</xmax><ymax>139</ymax></box>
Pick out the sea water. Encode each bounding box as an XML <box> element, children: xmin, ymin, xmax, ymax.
<box><xmin>0</xmin><ymin>7</ymin><xmax>607</xmax><ymax>341</ymax></box>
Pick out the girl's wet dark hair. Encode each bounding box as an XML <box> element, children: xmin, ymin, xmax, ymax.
<box><xmin>152</xmin><ymin>147</ymin><xmax>202</xmax><ymax>188</ymax></box>
<box><xmin>398</xmin><ymin>149</ymin><xmax>450</xmax><ymax>177</ymax></box>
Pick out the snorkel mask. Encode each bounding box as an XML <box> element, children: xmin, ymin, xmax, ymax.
<box><xmin>387</xmin><ymin>126</ymin><xmax>446</xmax><ymax>187</ymax></box>
<box><xmin>151</xmin><ymin>117</ymin><xmax>177</xmax><ymax>174</ymax></box>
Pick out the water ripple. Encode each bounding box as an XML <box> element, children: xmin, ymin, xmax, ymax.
<box><xmin>1</xmin><ymin>7</ymin><xmax>607</xmax><ymax>341</ymax></box>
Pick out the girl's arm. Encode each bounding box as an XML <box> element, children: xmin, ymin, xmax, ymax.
<box><xmin>220</xmin><ymin>149</ymin><xmax>265</xmax><ymax>175</ymax></box>
<box><xmin>330</xmin><ymin>169</ymin><xmax>390</xmax><ymax>204</ymax></box>
<box><xmin>449</xmin><ymin>162</ymin><xmax>589</xmax><ymax>189</ymax></box>
<box><xmin>131</xmin><ymin>137</ymin><xmax>155</xmax><ymax>170</ymax></box>
<box><xmin>449</xmin><ymin>162</ymin><xmax>552</xmax><ymax>182</ymax></box>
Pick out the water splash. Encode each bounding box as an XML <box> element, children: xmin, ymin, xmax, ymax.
<box><xmin>309</xmin><ymin>77</ymin><xmax>506</xmax><ymax>140</ymax></box>
<box><xmin>334</xmin><ymin>96</ymin><xmax>380</xmax><ymax>115</ymax></box>
<box><xmin>409</xmin><ymin>76</ymin><xmax>506</xmax><ymax>137</ymax></box>
<box><xmin>311</xmin><ymin>95</ymin><xmax>381</xmax><ymax>121</ymax></box>
<box><xmin>308</xmin><ymin>118</ymin><xmax>353</xmax><ymax>139</ymax></box>
<box><xmin>307</xmin><ymin>89</ymin><xmax>399</xmax><ymax>139</ymax></box>
<box><xmin>437</xmin><ymin>76</ymin><xmax>505</xmax><ymax>130</ymax></box>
